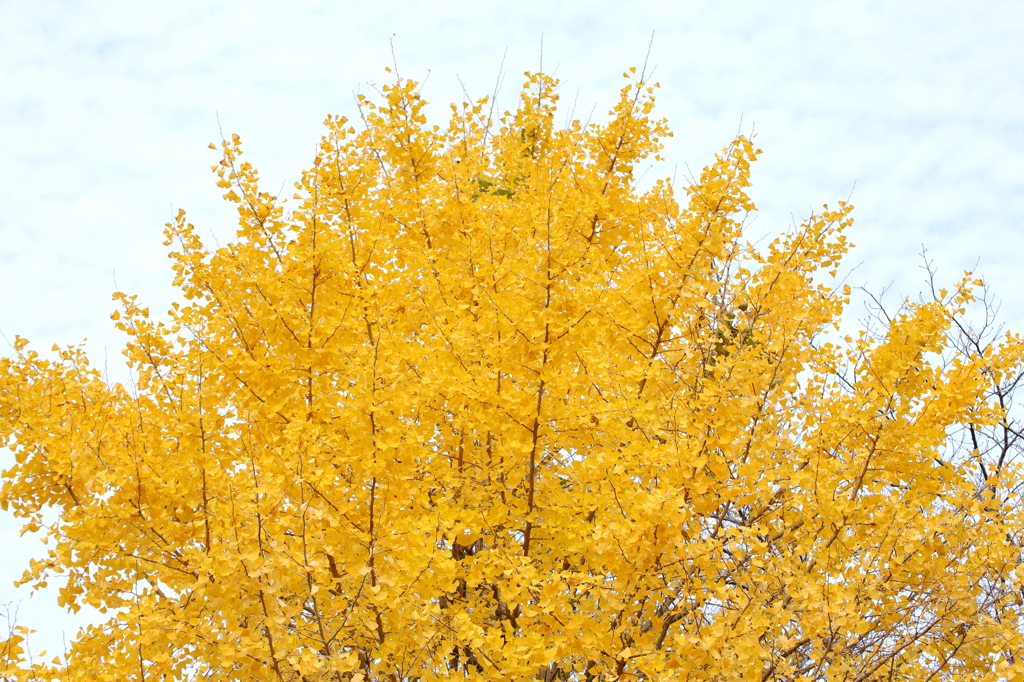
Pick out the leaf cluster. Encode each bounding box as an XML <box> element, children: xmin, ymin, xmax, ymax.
<box><xmin>2</xmin><ymin>68</ymin><xmax>1024</xmax><ymax>681</ymax></box>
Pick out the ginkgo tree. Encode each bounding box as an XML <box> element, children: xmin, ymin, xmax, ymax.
<box><xmin>3</xmin><ymin>66</ymin><xmax>1024</xmax><ymax>682</ymax></box>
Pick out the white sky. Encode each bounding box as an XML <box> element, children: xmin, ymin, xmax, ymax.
<box><xmin>2</xmin><ymin>0</ymin><xmax>1023</xmax><ymax>661</ymax></box>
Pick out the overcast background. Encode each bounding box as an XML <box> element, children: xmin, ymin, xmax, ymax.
<box><xmin>2</xmin><ymin>0</ymin><xmax>1023</xmax><ymax>660</ymax></box>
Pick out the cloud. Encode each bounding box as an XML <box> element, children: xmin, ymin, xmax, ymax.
<box><xmin>1</xmin><ymin>0</ymin><xmax>1022</xmax><ymax>658</ymax></box>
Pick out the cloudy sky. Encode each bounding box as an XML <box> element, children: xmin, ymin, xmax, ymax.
<box><xmin>2</xmin><ymin>0</ymin><xmax>1022</xmax><ymax>659</ymax></box>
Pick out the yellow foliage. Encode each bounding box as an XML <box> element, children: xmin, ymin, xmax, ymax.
<box><xmin>3</xmin><ymin>69</ymin><xmax>1024</xmax><ymax>681</ymax></box>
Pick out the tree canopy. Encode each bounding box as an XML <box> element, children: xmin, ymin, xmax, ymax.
<box><xmin>3</xmin><ymin>69</ymin><xmax>1024</xmax><ymax>681</ymax></box>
